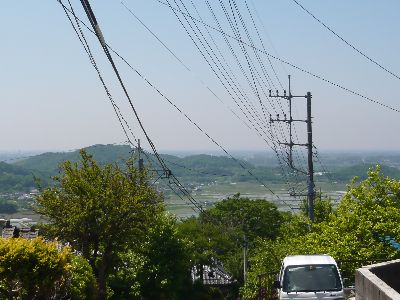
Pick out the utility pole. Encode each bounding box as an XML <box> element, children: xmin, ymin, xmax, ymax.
<box><xmin>243</xmin><ymin>235</ymin><xmax>248</xmax><ymax>283</ymax></box>
<box><xmin>306</xmin><ymin>92</ymin><xmax>315</xmax><ymax>222</ymax></box>
<box><xmin>269</xmin><ymin>76</ymin><xmax>315</xmax><ymax>221</ymax></box>
<box><xmin>137</xmin><ymin>139</ymin><xmax>144</xmax><ymax>172</ymax></box>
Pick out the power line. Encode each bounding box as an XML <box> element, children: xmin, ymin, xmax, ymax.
<box><xmin>169</xmin><ymin>0</ymin><xmax>306</xmax><ymax>200</ymax></box>
<box><xmin>155</xmin><ymin>0</ymin><xmax>400</xmax><ymax>114</ymax></box>
<box><xmin>59</xmin><ymin>0</ymin><xmax>294</xmax><ymax>212</ymax></box>
<box><xmin>291</xmin><ymin>0</ymin><xmax>400</xmax><ymax>82</ymax></box>
<box><xmin>244</xmin><ymin>0</ymin><xmax>308</xmax><ymax>171</ymax></box>
<box><xmin>120</xmin><ymin>1</ymin><xmax>252</xmax><ymax>133</ymax></box>
<box><xmin>185</xmin><ymin>0</ymin><xmax>303</xmax><ymax>197</ymax></box>
<box><xmin>173</xmin><ymin>0</ymin><xmax>297</xmax><ymax>200</ymax></box>
<box><xmin>62</xmin><ymin>0</ymin><xmax>138</xmax><ymax>149</ymax></box>
<box><xmin>244</xmin><ymin>0</ymin><xmax>283</xmax><ymax>90</ymax></box>
<box><xmin>60</xmin><ymin>0</ymin><xmax>207</xmax><ymax>214</ymax></box>
<box><xmin>248</xmin><ymin>0</ymin><xmax>289</xmax><ymax>77</ymax></box>
<box><xmin>79</xmin><ymin>0</ymin><xmax>171</xmax><ymax>173</ymax></box>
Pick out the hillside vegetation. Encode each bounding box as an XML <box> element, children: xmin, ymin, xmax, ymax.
<box><xmin>0</xmin><ymin>144</ymin><xmax>399</xmax><ymax>192</ymax></box>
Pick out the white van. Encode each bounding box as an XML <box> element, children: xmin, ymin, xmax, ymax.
<box><xmin>273</xmin><ymin>255</ymin><xmax>344</xmax><ymax>300</ymax></box>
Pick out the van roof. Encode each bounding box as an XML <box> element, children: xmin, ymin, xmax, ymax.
<box><xmin>283</xmin><ymin>255</ymin><xmax>337</xmax><ymax>267</ymax></box>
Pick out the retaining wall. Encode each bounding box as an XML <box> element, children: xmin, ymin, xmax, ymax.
<box><xmin>355</xmin><ymin>259</ymin><xmax>400</xmax><ymax>300</ymax></box>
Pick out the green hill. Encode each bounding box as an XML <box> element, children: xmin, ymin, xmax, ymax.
<box><xmin>3</xmin><ymin>144</ymin><xmax>400</xmax><ymax>193</ymax></box>
<box><xmin>332</xmin><ymin>164</ymin><xmax>400</xmax><ymax>182</ymax></box>
<box><xmin>0</xmin><ymin>162</ymin><xmax>38</xmax><ymax>191</ymax></box>
<box><xmin>14</xmin><ymin>144</ymin><xmax>133</xmax><ymax>175</ymax></box>
<box><xmin>10</xmin><ymin>144</ymin><xmax>281</xmax><ymax>187</ymax></box>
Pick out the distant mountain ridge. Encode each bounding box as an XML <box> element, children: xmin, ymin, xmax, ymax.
<box><xmin>0</xmin><ymin>144</ymin><xmax>398</xmax><ymax>192</ymax></box>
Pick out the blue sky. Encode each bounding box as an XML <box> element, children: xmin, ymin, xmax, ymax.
<box><xmin>1</xmin><ymin>1</ymin><xmax>400</xmax><ymax>152</ymax></box>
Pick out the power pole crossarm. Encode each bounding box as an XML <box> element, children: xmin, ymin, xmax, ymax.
<box><xmin>270</xmin><ymin>76</ymin><xmax>315</xmax><ymax>222</ymax></box>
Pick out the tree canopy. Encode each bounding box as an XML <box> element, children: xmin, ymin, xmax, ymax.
<box><xmin>242</xmin><ymin>166</ymin><xmax>400</xmax><ymax>299</ymax></box>
<box><xmin>35</xmin><ymin>150</ymin><xmax>163</xmax><ymax>300</ymax></box>
<box><xmin>200</xmin><ymin>193</ymin><xmax>284</xmax><ymax>241</ymax></box>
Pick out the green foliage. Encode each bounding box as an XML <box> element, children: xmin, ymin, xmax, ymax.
<box><xmin>15</xmin><ymin>144</ymin><xmax>133</xmax><ymax>175</ymax></box>
<box><xmin>135</xmin><ymin>214</ymin><xmax>191</xmax><ymax>299</ymax></box>
<box><xmin>201</xmin><ymin>193</ymin><xmax>284</xmax><ymax>241</ymax></box>
<box><xmin>178</xmin><ymin>195</ymin><xmax>285</xmax><ymax>296</ymax></box>
<box><xmin>300</xmin><ymin>193</ymin><xmax>334</xmax><ymax>223</ymax></box>
<box><xmin>178</xmin><ymin>217</ymin><xmax>238</xmax><ymax>269</ymax></box>
<box><xmin>296</xmin><ymin>166</ymin><xmax>400</xmax><ymax>271</ymax></box>
<box><xmin>332</xmin><ymin>163</ymin><xmax>400</xmax><ymax>182</ymax></box>
<box><xmin>70</xmin><ymin>255</ymin><xmax>97</xmax><ymax>300</ymax></box>
<box><xmin>109</xmin><ymin>214</ymin><xmax>192</xmax><ymax>300</ymax></box>
<box><xmin>0</xmin><ymin>162</ymin><xmax>39</xmax><ymax>192</ymax></box>
<box><xmin>35</xmin><ymin>150</ymin><xmax>163</xmax><ymax>299</ymax></box>
<box><xmin>0</xmin><ymin>237</ymin><xmax>95</xmax><ymax>300</ymax></box>
<box><xmin>241</xmin><ymin>213</ymin><xmax>310</xmax><ymax>299</ymax></box>
<box><xmin>242</xmin><ymin>166</ymin><xmax>400</xmax><ymax>298</ymax></box>
<box><xmin>6</xmin><ymin>145</ymin><xmax>400</xmax><ymax>195</ymax></box>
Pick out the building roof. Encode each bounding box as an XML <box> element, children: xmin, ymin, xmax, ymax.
<box><xmin>191</xmin><ymin>263</ymin><xmax>236</xmax><ymax>286</ymax></box>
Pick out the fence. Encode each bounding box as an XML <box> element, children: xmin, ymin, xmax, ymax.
<box><xmin>256</xmin><ymin>271</ymin><xmax>278</xmax><ymax>300</ymax></box>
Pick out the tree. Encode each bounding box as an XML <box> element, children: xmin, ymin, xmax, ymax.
<box><xmin>0</xmin><ymin>237</ymin><xmax>96</xmax><ymax>299</ymax></box>
<box><xmin>242</xmin><ymin>166</ymin><xmax>400</xmax><ymax>298</ymax></box>
<box><xmin>108</xmin><ymin>214</ymin><xmax>192</xmax><ymax>300</ymax></box>
<box><xmin>176</xmin><ymin>195</ymin><xmax>284</xmax><ymax>297</ymax></box>
<box><xmin>200</xmin><ymin>193</ymin><xmax>284</xmax><ymax>241</ymax></box>
<box><xmin>35</xmin><ymin>150</ymin><xmax>162</xmax><ymax>300</ymax></box>
<box><xmin>295</xmin><ymin>166</ymin><xmax>400</xmax><ymax>275</ymax></box>
<box><xmin>178</xmin><ymin>217</ymin><xmax>238</xmax><ymax>272</ymax></box>
<box><xmin>240</xmin><ymin>212</ymin><xmax>310</xmax><ymax>299</ymax></box>
<box><xmin>300</xmin><ymin>193</ymin><xmax>334</xmax><ymax>223</ymax></box>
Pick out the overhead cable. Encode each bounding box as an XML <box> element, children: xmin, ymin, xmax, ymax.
<box><xmin>291</xmin><ymin>0</ymin><xmax>400</xmax><ymax>81</ymax></box>
<box><xmin>60</xmin><ymin>0</ymin><xmax>206</xmax><ymax>214</ymax></box>
<box><xmin>155</xmin><ymin>0</ymin><xmax>400</xmax><ymax>114</ymax></box>
<box><xmin>59</xmin><ymin>0</ymin><xmax>294</xmax><ymax>211</ymax></box>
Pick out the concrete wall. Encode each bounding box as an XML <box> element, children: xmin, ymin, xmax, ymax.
<box><xmin>355</xmin><ymin>260</ymin><xmax>400</xmax><ymax>300</ymax></box>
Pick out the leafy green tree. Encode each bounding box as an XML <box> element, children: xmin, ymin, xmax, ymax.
<box><xmin>35</xmin><ymin>150</ymin><xmax>162</xmax><ymax>300</ymax></box>
<box><xmin>70</xmin><ymin>255</ymin><xmax>97</xmax><ymax>300</ymax></box>
<box><xmin>300</xmin><ymin>193</ymin><xmax>334</xmax><ymax>223</ymax></box>
<box><xmin>242</xmin><ymin>166</ymin><xmax>400</xmax><ymax>298</ymax></box>
<box><xmin>177</xmin><ymin>217</ymin><xmax>238</xmax><ymax>278</ymax></box>
<box><xmin>241</xmin><ymin>212</ymin><xmax>310</xmax><ymax>299</ymax></box>
<box><xmin>177</xmin><ymin>195</ymin><xmax>285</xmax><ymax>297</ymax></box>
<box><xmin>200</xmin><ymin>193</ymin><xmax>284</xmax><ymax>241</ymax></box>
<box><xmin>0</xmin><ymin>237</ymin><xmax>96</xmax><ymax>299</ymax></box>
<box><xmin>109</xmin><ymin>214</ymin><xmax>192</xmax><ymax>300</ymax></box>
<box><xmin>295</xmin><ymin>166</ymin><xmax>400</xmax><ymax>274</ymax></box>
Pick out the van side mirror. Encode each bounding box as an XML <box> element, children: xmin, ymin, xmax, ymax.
<box><xmin>272</xmin><ymin>280</ymin><xmax>281</xmax><ymax>289</ymax></box>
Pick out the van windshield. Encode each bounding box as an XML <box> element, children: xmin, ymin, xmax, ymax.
<box><xmin>282</xmin><ymin>264</ymin><xmax>342</xmax><ymax>293</ymax></box>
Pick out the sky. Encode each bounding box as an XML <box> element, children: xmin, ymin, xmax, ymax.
<box><xmin>1</xmin><ymin>0</ymin><xmax>400</xmax><ymax>153</ymax></box>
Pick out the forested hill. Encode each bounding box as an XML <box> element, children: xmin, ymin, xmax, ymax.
<box><xmin>0</xmin><ymin>144</ymin><xmax>399</xmax><ymax>192</ymax></box>
<box><xmin>10</xmin><ymin>144</ymin><xmax>281</xmax><ymax>189</ymax></box>
<box><xmin>14</xmin><ymin>144</ymin><xmax>133</xmax><ymax>175</ymax></box>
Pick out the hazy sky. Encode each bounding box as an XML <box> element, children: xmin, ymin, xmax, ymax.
<box><xmin>1</xmin><ymin>1</ymin><xmax>400</xmax><ymax>153</ymax></box>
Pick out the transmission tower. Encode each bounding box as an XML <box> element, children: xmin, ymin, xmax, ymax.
<box><xmin>269</xmin><ymin>76</ymin><xmax>315</xmax><ymax>221</ymax></box>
